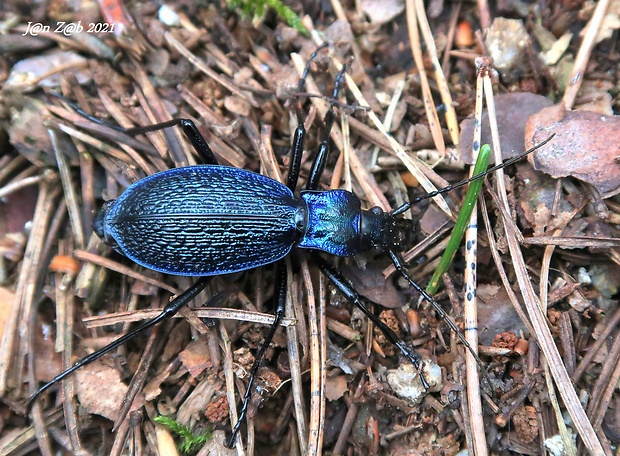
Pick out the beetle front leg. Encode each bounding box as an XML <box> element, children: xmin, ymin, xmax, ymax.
<box><xmin>311</xmin><ymin>253</ymin><xmax>430</xmax><ymax>389</ymax></box>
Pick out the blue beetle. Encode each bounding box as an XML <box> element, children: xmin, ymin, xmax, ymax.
<box><xmin>94</xmin><ymin>165</ymin><xmax>413</xmax><ymax>275</ymax></box>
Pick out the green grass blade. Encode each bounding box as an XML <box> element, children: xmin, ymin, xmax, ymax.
<box><xmin>426</xmin><ymin>144</ymin><xmax>491</xmax><ymax>295</ymax></box>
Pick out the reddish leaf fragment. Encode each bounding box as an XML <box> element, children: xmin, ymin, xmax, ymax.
<box><xmin>526</xmin><ymin>105</ymin><xmax>620</xmax><ymax>198</ymax></box>
<box><xmin>179</xmin><ymin>339</ymin><xmax>212</xmax><ymax>379</ymax></box>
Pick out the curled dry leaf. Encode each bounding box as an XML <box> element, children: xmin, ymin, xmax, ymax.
<box><xmin>526</xmin><ymin>104</ymin><xmax>620</xmax><ymax>198</ymax></box>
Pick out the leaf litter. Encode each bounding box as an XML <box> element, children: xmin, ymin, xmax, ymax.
<box><xmin>0</xmin><ymin>1</ymin><xmax>618</xmax><ymax>455</ymax></box>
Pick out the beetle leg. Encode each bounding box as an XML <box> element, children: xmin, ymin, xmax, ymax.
<box><xmin>28</xmin><ymin>277</ymin><xmax>211</xmax><ymax>410</ymax></box>
<box><xmin>227</xmin><ymin>261</ymin><xmax>287</xmax><ymax>448</ymax></box>
<box><xmin>305</xmin><ymin>60</ymin><xmax>349</xmax><ymax>191</ymax></box>
<box><xmin>311</xmin><ymin>253</ymin><xmax>430</xmax><ymax>389</ymax></box>
<box><xmin>124</xmin><ymin>118</ymin><xmax>218</xmax><ymax>165</ymax></box>
<box><xmin>388</xmin><ymin>251</ymin><xmax>493</xmax><ymax>387</ymax></box>
<box><xmin>227</xmin><ymin>45</ymin><xmax>333</xmax><ymax>447</ymax></box>
<box><xmin>391</xmin><ymin>133</ymin><xmax>556</xmax><ymax>216</ymax></box>
<box><xmin>50</xmin><ymin>93</ymin><xmax>220</xmax><ymax>165</ymax></box>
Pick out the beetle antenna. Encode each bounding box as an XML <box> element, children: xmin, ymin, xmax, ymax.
<box><xmin>392</xmin><ymin>134</ymin><xmax>556</xmax><ymax>216</ymax></box>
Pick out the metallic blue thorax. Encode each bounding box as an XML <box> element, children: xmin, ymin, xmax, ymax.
<box><xmin>298</xmin><ymin>190</ymin><xmax>361</xmax><ymax>256</ymax></box>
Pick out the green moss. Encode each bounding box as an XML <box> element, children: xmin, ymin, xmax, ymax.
<box><xmin>227</xmin><ymin>0</ymin><xmax>309</xmax><ymax>35</ymax></box>
<box><xmin>154</xmin><ymin>415</ymin><xmax>212</xmax><ymax>454</ymax></box>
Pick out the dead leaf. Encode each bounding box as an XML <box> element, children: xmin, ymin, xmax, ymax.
<box><xmin>526</xmin><ymin>105</ymin><xmax>620</xmax><ymax>198</ymax></box>
<box><xmin>76</xmin><ymin>360</ymin><xmax>134</xmax><ymax>421</ymax></box>
<box><xmin>8</xmin><ymin>98</ymin><xmax>78</xmax><ymax>167</ymax></box>
<box><xmin>419</xmin><ymin>197</ymin><xmax>452</xmax><ymax>235</ymax></box>
<box><xmin>460</xmin><ymin>93</ymin><xmax>553</xmax><ymax>164</ymax></box>
<box><xmin>476</xmin><ymin>284</ymin><xmax>528</xmax><ymax>345</ymax></box>
<box><xmin>5</xmin><ymin>50</ymin><xmax>90</xmax><ymax>91</ymax></box>
<box><xmin>340</xmin><ymin>264</ymin><xmax>407</xmax><ymax>308</ymax></box>
<box><xmin>325</xmin><ymin>375</ymin><xmax>349</xmax><ymax>401</ymax></box>
<box><xmin>179</xmin><ymin>338</ymin><xmax>212</xmax><ymax>379</ymax></box>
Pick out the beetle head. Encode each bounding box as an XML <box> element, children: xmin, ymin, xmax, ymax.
<box><xmin>387</xmin><ymin>215</ymin><xmax>415</xmax><ymax>252</ymax></box>
<box><xmin>361</xmin><ymin>207</ymin><xmax>414</xmax><ymax>253</ymax></box>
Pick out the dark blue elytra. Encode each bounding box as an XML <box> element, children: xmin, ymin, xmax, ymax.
<box><xmin>94</xmin><ymin>165</ymin><xmax>410</xmax><ymax>276</ymax></box>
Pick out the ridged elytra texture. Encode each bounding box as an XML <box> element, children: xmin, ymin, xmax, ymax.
<box><xmin>104</xmin><ymin>166</ymin><xmax>303</xmax><ymax>275</ymax></box>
